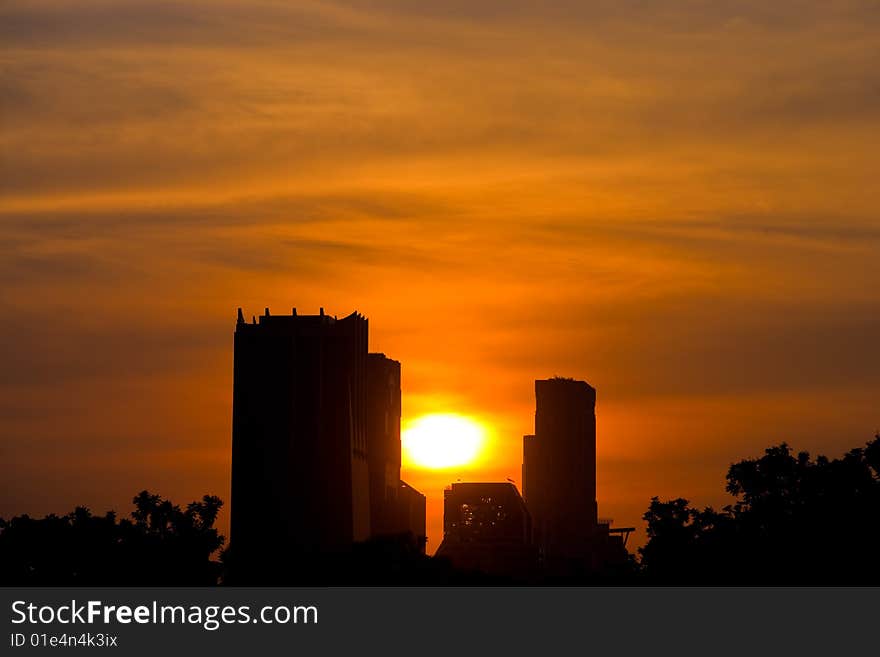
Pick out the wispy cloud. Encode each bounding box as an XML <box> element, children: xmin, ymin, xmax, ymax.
<box><xmin>2</xmin><ymin>0</ymin><xmax>878</xmax><ymax>551</ymax></box>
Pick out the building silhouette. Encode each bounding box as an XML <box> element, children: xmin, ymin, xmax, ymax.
<box><xmin>395</xmin><ymin>481</ymin><xmax>426</xmax><ymax>545</ymax></box>
<box><xmin>522</xmin><ymin>377</ymin><xmax>630</xmax><ymax>574</ymax></box>
<box><xmin>435</xmin><ymin>482</ymin><xmax>537</xmax><ymax>578</ymax></box>
<box><xmin>230</xmin><ymin>307</ymin><xmax>424</xmax><ymax>581</ymax></box>
<box><xmin>366</xmin><ymin>353</ymin><xmax>427</xmax><ymax>543</ymax></box>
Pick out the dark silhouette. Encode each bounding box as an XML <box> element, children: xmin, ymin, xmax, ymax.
<box><xmin>226</xmin><ymin>531</ymin><xmax>457</xmax><ymax>586</ymax></box>
<box><xmin>522</xmin><ymin>378</ymin><xmax>632</xmax><ymax>576</ymax></box>
<box><xmin>0</xmin><ymin>491</ymin><xmax>224</xmax><ymax>585</ymax></box>
<box><xmin>229</xmin><ymin>307</ymin><xmax>425</xmax><ymax>584</ymax></box>
<box><xmin>6</xmin><ymin>302</ymin><xmax>876</xmax><ymax>586</ymax></box>
<box><xmin>436</xmin><ymin>482</ymin><xmax>538</xmax><ymax>579</ymax></box>
<box><xmin>639</xmin><ymin>434</ymin><xmax>880</xmax><ymax>584</ymax></box>
<box><xmin>232</xmin><ymin>313</ymin><xmax>634</xmax><ymax>583</ymax></box>
<box><xmin>366</xmin><ymin>354</ymin><xmax>428</xmax><ymax>542</ymax></box>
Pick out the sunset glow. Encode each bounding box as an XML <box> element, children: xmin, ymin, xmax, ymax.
<box><xmin>2</xmin><ymin>1</ymin><xmax>880</xmax><ymax>559</ymax></box>
<box><xmin>402</xmin><ymin>414</ymin><xmax>486</xmax><ymax>470</ymax></box>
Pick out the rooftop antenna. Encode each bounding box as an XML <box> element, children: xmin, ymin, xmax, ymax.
<box><xmin>237</xmin><ymin>308</ymin><xmax>245</xmax><ymax>325</ymax></box>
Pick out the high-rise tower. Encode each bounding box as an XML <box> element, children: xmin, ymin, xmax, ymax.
<box><xmin>522</xmin><ymin>378</ymin><xmax>598</xmax><ymax>572</ymax></box>
<box><xmin>230</xmin><ymin>308</ymin><xmax>370</xmax><ymax>579</ymax></box>
<box><xmin>230</xmin><ymin>307</ymin><xmax>425</xmax><ymax>582</ymax></box>
<box><xmin>365</xmin><ymin>353</ymin><xmax>402</xmax><ymax>536</ymax></box>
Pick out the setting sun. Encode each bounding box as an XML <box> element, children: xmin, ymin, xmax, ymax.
<box><xmin>402</xmin><ymin>414</ymin><xmax>486</xmax><ymax>469</ymax></box>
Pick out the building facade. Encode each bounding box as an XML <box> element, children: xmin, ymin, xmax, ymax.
<box><xmin>230</xmin><ymin>307</ymin><xmax>425</xmax><ymax>581</ymax></box>
<box><xmin>365</xmin><ymin>353</ymin><xmax>427</xmax><ymax>548</ymax></box>
<box><xmin>365</xmin><ymin>353</ymin><xmax>402</xmax><ymax>536</ymax></box>
<box><xmin>436</xmin><ymin>482</ymin><xmax>536</xmax><ymax>577</ymax></box>
<box><xmin>522</xmin><ymin>377</ymin><xmax>599</xmax><ymax>573</ymax></box>
<box><xmin>231</xmin><ymin>308</ymin><xmax>371</xmax><ymax>579</ymax></box>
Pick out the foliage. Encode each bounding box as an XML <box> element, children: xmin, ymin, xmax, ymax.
<box><xmin>0</xmin><ymin>491</ymin><xmax>224</xmax><ymax>585</ymax></box>
<box><xmin>639</xmin><ymin>435</ymin><xmax>880</xmax><ymax>584</ymax></box>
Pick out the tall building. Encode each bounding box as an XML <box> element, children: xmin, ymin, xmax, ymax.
<box><xmin>365</xmin><ymin>353</ymin><xmax>426</xmax><ymax>550</ymax></box>
<box><xmin>230</xmin><ymin>307</ymin><xmax>425</xmax><ymax>581</ymax></box>
<box><xmin>231</xmin><ymin>307</ymin><xmax>371</xmax><ymax>579</ymax></box>
<box><xmin>435</xmin><ymin>482</ymin><xmax>536</xmax><ymax>577</ymax></box>
<box><xmin>522</xmin><ymin>378</ymin><xmax>598</xmax><ymax>572</ymax></box>
<box><xmin>366</xmin><ymin>353</ymin><xmax>426</xmax><ymax>543</ymax></box>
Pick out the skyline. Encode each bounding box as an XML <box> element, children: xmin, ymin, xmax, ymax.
<box><xmin>3</xmin><ymin>1</ymin><xmax>880</xmax><ymax>555</ymax></box>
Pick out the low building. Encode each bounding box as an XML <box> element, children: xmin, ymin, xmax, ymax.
<box><xmin>435</xmin><ymin>482</ymin><xmax>537</xmax><ymax>578</ymax></box>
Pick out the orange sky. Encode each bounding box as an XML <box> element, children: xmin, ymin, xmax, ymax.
<box><xmin>2</xmin><ymin>1</ymin><xmax>879</xmax><ymax>554</ymax></box>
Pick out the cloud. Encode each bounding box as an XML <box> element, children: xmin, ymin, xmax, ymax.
<box><xmin>2</xmin><ymin>0</ymin><xmax>879</xmax><ymax>545</ymax></box>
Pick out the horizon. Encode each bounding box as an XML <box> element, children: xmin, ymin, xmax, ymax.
<box><xmin>5</xmin><ymin>302</ymin><xmax>878</xmax><ymax>555</ymax></box>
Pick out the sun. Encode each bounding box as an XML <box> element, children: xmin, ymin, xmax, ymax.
<box><xmin>402</xmin><ymin>413</ymin><xmax>486</xmax><ymax>469</ymax></box>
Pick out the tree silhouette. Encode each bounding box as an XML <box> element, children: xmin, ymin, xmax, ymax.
<box><xmin>0</xmin><ymin>491</ymin><xmax>224</xmax><ymax>585</ymax></box>
<box><xmin>640</xmin><ymin>434</ymin><xmax>880</xmax><ymax>584</ymax></box>
<box><xmin>4</xmin><ymin>435</ymin><xmax>879</xmax><ymax>585</ymax></box>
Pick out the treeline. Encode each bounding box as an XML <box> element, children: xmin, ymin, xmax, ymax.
<box><xmin>639</xmin><ymin>434</ymin><xmax>880</xmax><ymax>584</ymax></box>
<box><xmin>0</xmin><ymin>491</ymin><xmax>224</xmax><ymax>585</ymax></box>
<box><xmin>2</xmin><ymin>434</ymin><xmax>878</xmax><ymax>585</ymax></box>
